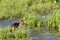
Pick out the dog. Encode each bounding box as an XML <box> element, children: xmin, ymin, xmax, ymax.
<box><xmin>10</xmin><ymin>20</ymin><xmax>24</xmax><ymax>32</ymax></box>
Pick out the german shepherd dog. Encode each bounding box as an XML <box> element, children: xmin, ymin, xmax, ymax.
<box><xmin>10</xmin><ymin>20</ymin><xmax>24</xmax><ymax>32</ymax></box>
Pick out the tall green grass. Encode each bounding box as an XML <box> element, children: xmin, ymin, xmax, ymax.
<box><xmin>22</xmin><ymin>9</ymin><xmax>60</xmax><ymax>32</ymax></box>
<box><xmin>45</xmin><ymin>10</ymin><xmax>60</xmax><ymax>32</ymax></box>
<box><xmin>0</xmin><ymin>0</ymin><xmax>59</xmax><ymax>20</ymax></box>
<box><xmin>23</xmin><ymin>12</ymin><xmax>41</xmax><ymax>30</ymax></box>
<box><xmin>0</xmin><ymin>27</ymin><xmax>31</xmax><ymax>40</ymax></box>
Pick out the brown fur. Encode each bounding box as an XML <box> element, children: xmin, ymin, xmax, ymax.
<box><xmin>10</xmin><ymin>20</ymin><xmax>24</xmax><ymax>32</ymax></box>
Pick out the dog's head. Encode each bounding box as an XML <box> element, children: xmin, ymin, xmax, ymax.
<box><xmin>20</xmin><ymin>20</ymin><xmax>25</xmax><ymax>25</ymax></box>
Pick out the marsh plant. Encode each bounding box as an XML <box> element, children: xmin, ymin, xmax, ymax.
<box><xmin>0</xmin><ymin>0</ymin><xmax>59</xmax><ymax>20</ymax></box>
<box><xmin>23</xmin><ymin>12</ymin><xmax>41</xmax><ymax>30</ymax></box>
<box><xmin>0</xmin><ymin>27</ymin><xmax>30</xmax><ymax>40</ymax></box>
<box><xmin>46</xmin><ymin>10</ymin><xmax>60</xmax><ymax>32</ymax></box>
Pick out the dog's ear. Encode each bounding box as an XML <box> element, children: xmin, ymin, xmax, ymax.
<box><xmin>20</xmin><ymin>20</ymin><xmax>25</xmax><ymax>24</ymax></box>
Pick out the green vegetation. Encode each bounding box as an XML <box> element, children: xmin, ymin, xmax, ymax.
<box><xmin>0</xmin><ymin>0</ymin><xmax>60</xmax><ymax>40</ymax></box>
<box><xmin>0</xmin><ymin>0</ymin><xmax>60</xmax><ymax>20</ymax></box>
<box><xmin>23</xmin><ymin>12</ymin><xmax>41</xmax><ymax>29</ymax></box>
<box><xmin>0</xmin><ymin>27</ymin><xmax>30</xmax><ymax>40</ymax></box>
<box><xmin>46</xmin><ymin>10</ymin><xmax>60</xmax><ymax>32</ymax></box>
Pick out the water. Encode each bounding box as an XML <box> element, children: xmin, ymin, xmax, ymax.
<box><xmin>0</xmin><ymin>18</ymin><xmax>20</xmax><ymax>28</ymax></box>
<box><xmin>30</xmin><ymin>31</ymin><xmax>57</xmax><ymax>40</ymax></box>
<box><xmin>37</xmin><ymin>13</ymin><xmax>51</xmax><ymax>19</ymax></box>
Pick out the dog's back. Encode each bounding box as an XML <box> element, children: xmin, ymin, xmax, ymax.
<box><xmin>10</xmin><ymin>23</ymin><xmax>19</xmax><ymax>32</ymax></box>
<box><xmin>11</xmin><ymin>23</ymin><xmax>19</xmax><ymax>27</ymax></box>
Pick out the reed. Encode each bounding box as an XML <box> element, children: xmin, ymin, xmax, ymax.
<box><xmin>0</xmin><ymin>0</ymin><xmax>59</xmax><ymax>20</ymax></box>
<box><xmin>0</xmin><ymin>27</ymin><xmax>30</xmax><ymax>40</ymax></box>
